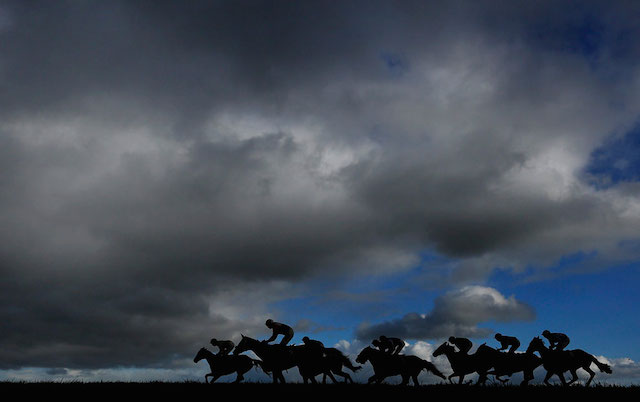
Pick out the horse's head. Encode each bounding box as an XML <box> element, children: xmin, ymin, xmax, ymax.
<box><xmin>433</xmin><ymin>342</ymin><xmax>453</xmax><ymax>357</ymax></box>
<box><xmin>526</xmin><ymin>336</ymin><xmax>544</xmax><ymax>354</ymax></box>
<box><xmin>355</xmin><ymin>346</ymin><xmax>373</xmax><ymax>364</ymax></box>
<box><xmin>476</xmin><ymin>343</ymin><xmax>494</xmax><ymax>353</ymax></box>
<box><xmin>193</xmin><ymin>347</ymin><xmax>208</xmax><ymax>363</ymax></box>
<box><xmin>233</xmin><ymin>334</ymin><xmax>250</xmax><ymax>355</ymax></box>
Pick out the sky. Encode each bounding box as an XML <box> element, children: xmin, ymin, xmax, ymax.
<box><xmin>1</xmin><ymin>0</ymin><xmax>640</xmax><ymax>384</ymax></box>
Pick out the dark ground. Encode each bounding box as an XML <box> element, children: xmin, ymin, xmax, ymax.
<box><xmin>1</xmin><ymin>382</ymin><xmax>637</xmax><ymax>399</ymax></box>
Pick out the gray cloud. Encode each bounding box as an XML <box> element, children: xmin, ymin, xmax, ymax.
<box><xmin>1</xmin><ymin>0</ymin><xmax>640</xmax><ymax>371</ymax></box>
<box><xmin>356</xmin><ymin>286</ymin><xmax>536</xmax><ymax>340</ymax></box>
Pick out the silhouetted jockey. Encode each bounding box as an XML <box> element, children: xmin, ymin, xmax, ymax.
<box><xmin>372</xmin><ymin>335</ymin><xmax>405</xmax><ymax>355</ymax></box>
<box><xmin>542</xmin><ymin>330</ymin><xmax>570</xmax><ymax>351</ymax></box>
<box><xmin>494</xmin><ymin>333</ymin><xmax>520</xmax><ymax>353</ymax></box>
<box><xmin>302</xmin><ymin>336</ymin><xmax>325</xmax><ymax>355</ymax></box>
<box><xmin>264</xmin><ymin>319</ymin><xmax>294</xmax><ymax>346</ymax></box>
<box><xmin>210</xmin><ymin>338</ymin><xmax>235</xmax><ymax>355</ymax></box>
<box><xmin>448</xmin><ymin>336</ymin><xmax>472</xmax><ymax>354</ymax></box>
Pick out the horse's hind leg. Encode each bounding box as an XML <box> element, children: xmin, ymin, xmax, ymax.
<box><xmin>235</xmin><ymin>365</ymin><xmax>251</xmax><ymax>383</ymax></box>
<box><xmin>273</xmin><ymin>371</ymin><xmax>283</xmax><ymax>384</ymax></box>
<box><xmin>334</xmin><ymin>370</ymin><xmax>352</xmax><ymax>383</ymax></box>
<box><xmin>584</xmin><ymin>367</ymin><xmax>595</xmax><ymax>387</ymax></box>
<box><xmin>568</xmin><ymin>369</ymin><xmax>578</xmax><ymax>385</ymax></box>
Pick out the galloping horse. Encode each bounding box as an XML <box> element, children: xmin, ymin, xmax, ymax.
<box><xmin>480</xmin><ymin>343</ymin><xmax>542</xmax><ymax>385</ymax></box>
<box><xmin>321</xmin><ymin>347</ymin><xmax>362</xmax><ymax>383</ymax></box>
<box><xmin>432</xmin><ymin>342</ymin><xmax>494</xmax><ymax>384</ymax></box>
<box><xmin>233</xmin><ymin>335</ymin><xmax>298</xmax><ymax>383</ymax></box>
<box><xmin>356</xmin><ymin>346</ymin><xmax>446</xmax><ymax>385</ymax></box>
<box><xmin>527</xmin><ymin>336</ymin><xmax>611</xmax><ymax>386</ymax></box>
<box><xmin>193</xmin><ymin>347</ymin><xmax>266</xmax><ymax>383</ymax></box>
<box><xmin>234</xmin><ymin>334</ymin><xmax>347</xmax><ymax>384</ymax></box>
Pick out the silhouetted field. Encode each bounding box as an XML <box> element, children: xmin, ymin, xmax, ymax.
<box><xmin>1</xmin><ymin>381</ymin><xmax>637</xmax><ymax>400</ymax></box>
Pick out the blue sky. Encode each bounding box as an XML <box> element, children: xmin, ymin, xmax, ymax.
<box><xmin>1</xmin><ymin>0</ymin><xmax>640</xmax><ymax>385</ymax></box>
<box><xmin>270</xmin><ymin>251</ymin><xmax>640</xmax><ymax>361</ymax></box>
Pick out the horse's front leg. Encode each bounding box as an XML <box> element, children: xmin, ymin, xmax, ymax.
<box><xmin>556</xmin><ymin>371</ymin><xmax>567</xmax><ymax>386</ymax></box>
<box><xmin>324</xmin><ymin>370</ymin><xmax>337</xmax><ymax>384</ymax></box>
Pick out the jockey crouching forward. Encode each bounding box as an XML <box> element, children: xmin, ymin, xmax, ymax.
<box><xmin>264</xmin><ymin>319</ymin><xmax>294</xmax><ymax>346</ymax></box>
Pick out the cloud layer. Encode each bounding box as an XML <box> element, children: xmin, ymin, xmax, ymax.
<box><xmin>1</xmin><ymin>1</ymin><xmax>640</xmax><ymax>371</ymax></box>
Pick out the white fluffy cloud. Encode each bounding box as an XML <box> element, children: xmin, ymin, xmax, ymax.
<box><xmin>357</xmin><ymin>286</ymin><xmax>535</xmax><ymax>340</ymax></box>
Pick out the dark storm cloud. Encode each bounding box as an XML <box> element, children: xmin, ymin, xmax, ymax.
<box><xmin>2</xmin><ymin>0</ymin><xmax>640</xmax><ymax>371</ymax></box>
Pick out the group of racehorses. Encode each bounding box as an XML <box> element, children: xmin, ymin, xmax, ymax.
<box><xmin>432</xmin><ymin>336</ymin><xmax>611</xmax><ymax>386</ymax></box>
<box><xmin>194</xmin><ymin>334</ymin><xmax>612</xmax><ymax>386</ymax></box>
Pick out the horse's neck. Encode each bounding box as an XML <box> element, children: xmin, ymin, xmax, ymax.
<box><xmin>245</xmin><ymin>340</ymin><xmax>265</xmax><ymax>355</ymax></box>
<box><xmin>203</xmin><ymin>350</ymin><xmax>217</xmax><ymax>364</ymax></box>
<box><xmin>537</xmin><ymin>344</ymin><xmax>551</xmax><ymax>358</ymax></box>
<box><xmin>251</xmin><ymin>341</ymin><xmax>283</xmax><ymax>360</ymax></box>
<box><xmin>447</xmin><ymin>350</ymin><xmax>467</xmax><ymax>367</ymax></box>
<box><xmin>443</xmin><ymin>349</ymin><xmax>456</xmax><ymax>361</ymax></box>
<box><xmin>370</xmin><ymin>349</ymin><xmax>387</xmax><ymax>362</ymax></box>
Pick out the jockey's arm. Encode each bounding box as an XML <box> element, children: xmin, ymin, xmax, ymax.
<box><xmin>265</xmin><ymin>331</ymin><xmax>278</xmax><ymax>343</ymax></box>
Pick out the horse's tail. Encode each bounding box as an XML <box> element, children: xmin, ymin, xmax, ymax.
<box><xmin>423</xmin><ymin>360</ymin><xmax>446</xmax><ymax>380</ymax></box>
<box><xmin>591</xmin><ymin>356</ymin><xmax>612</xmax><ymax>374</ymax></box>
<box><xmin>252</xmin><ymin>359</ymin><xmax>272</xmax><ymax>377</ymax></box>
<box><xmin>327</xmin><ymin>348</ymin><xmax>361</xmax><ymax>372</ymax></box>
<box><xmin>341</xmin><ymin>353</ymin><xmax>362</xmax><ymax>372</ymax></box>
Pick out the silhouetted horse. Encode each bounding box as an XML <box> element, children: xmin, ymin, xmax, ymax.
<box><xmin>234</xmin><ymin>334</ymin><xmax>348</xmax><ymax>384</ymax></box>
<box><xmin>432</xmin><ymin>342</ymin><xmax>494</xmax><ymax>384</ymax></box>
<box><xmin>321</xmin><ymin>347</ymin><xmax>362</xmax><ymax>383</ymax></box>
<box><xmin>234</xmin><ymin>335</ymin><xmax>298</xmax><ymax>383</ymax></box>
<box><xmin>356</xmin><ymin>346</ymin><xmax>446</xmax><ymax>385</ymax></box>
<box><xmin>293</xmin><ymin>344</ymin><xmax>360</xmax><ymax>384</ymax></box>
<box><xmin>481</xmin><ymin>343</ymin><xmax>542</xmax><ymax>385</ymax></box>
<box><xmin>527</xmin><ymin>336</ymin><xmax>611</xmax><ymax>386</ymax></box>
<box><xmin>193</xmin><ymin>347</ymin><xmax>266</xmax><ymax>383</ymax></box>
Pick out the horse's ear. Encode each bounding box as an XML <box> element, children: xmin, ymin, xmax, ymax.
<box><xmin>241</xmin><ymin>333</ymin><xmax>245</xmax><ymax>338</ymax></box>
